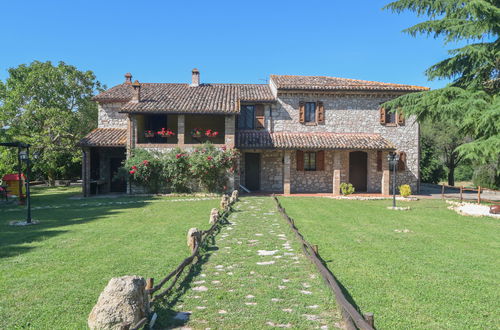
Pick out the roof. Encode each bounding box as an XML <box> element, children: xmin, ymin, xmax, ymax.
<box><xmin>93</xmin><ymin>83</ymin><xmax>275</xmax><ymax>114</ymax></box>
<box><xmin>78</xmin><ymin>128</ymin><xmax>127</xmax><ymax>147</ymax></box>
<box><xmin>270</xmin><ymin>75</ymin><xmax>429</xmax><ymax>92</ymax></box>
<box><xmin>236</xmin><ymin>131</ymin><xmax>395</xmax><ymax>150</ymax></box>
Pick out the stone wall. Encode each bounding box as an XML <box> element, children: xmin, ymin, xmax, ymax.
<box><xmin>270</xmin><ymin>93</ymin><xmax>419</xmax><ymax>192</ymax></box>
<box><xmin>239</xmin><ymin>150</ymin><xmax>283</xmax><ymax>193</ymax></box>
<box><xmin>98</xmin><ymin>103</ymin><xmax>128</xmax><ymax>129</ymax></box>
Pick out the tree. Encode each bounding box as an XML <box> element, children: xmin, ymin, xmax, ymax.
<box><xmin>420</xmin><ymin>123</ymin><xmax>446</xmax><ymax>184</ymax></box>
<box><xmin>383</xmin><ymin>0</ymin><xmax>500</xmax><ymax>177</ymax></box>
<box><xmin>0</xmin><ymin>61</ymin><xmax>103</xmax><ymax>183</ymax></box>
<box><xmin>421</xmin><ymin>119</ymin><xmax>466</xmax><ymax>185</ymax></box>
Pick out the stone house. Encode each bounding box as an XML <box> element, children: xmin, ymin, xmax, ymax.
<box><xmin>79</xmin><ymin>69</ymin><xmax>427</xmax><ymax>196</ymax></box>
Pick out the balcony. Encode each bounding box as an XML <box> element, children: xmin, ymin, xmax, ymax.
<box><xmin>135</xmin><ymin>114</ymin><xmax>230</xmax><ymax>148</ymax></box>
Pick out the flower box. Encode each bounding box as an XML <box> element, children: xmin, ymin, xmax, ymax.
<box><xmin>144</xmin><ymin>131</ymin><xmax>155</xmax><ymax>138</ymax></box>
<box><xmin>157</xmin><ymin>128</ymin><xmax>176</xmax><ymax>138</ymax></box>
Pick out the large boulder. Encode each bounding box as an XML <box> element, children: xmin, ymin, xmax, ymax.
<box><xmin>88</xmin><ymin>276</ymin><xmax>149</xmax><ymax>330</ymax></box>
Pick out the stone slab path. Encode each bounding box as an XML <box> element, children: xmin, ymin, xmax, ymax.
<box><xmin>165</xmin><ymin>197</ymin><xmax>341</xmax><ymax>329</ymax></box>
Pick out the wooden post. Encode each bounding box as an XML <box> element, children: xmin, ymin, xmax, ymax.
<box><xmin>363</xmin><ymin>312</ymin><xmax>374</xmax><ymax>327</ymax></box>
<box><xmin>441</xmin><ymin>184</ymin><xmax>445</xmax><ymax>199</ymax></box>
<box><xmin>146</xmin><ymin>278</ymin><xmax>154</xmax><ymax>291</ymax></box>
<box><xmin>312</xmin><ymin>244</ymin><xmax>318</xmax><ymax>255</ymax></box>
<box><xmin>477</xmin><ymin>186</ymin><xmax>481</xmax><ymax>204</ymax></box>
<box><xmin>460</xmin><ymin>186</ymin><xmax>463</xmax><ymax>202</ymax></box>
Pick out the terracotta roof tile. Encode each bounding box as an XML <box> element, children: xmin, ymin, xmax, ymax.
<box><xmin>236</xmin><ymin>131</ymin><xmax>395</xmax><ymax>150</ymax></box>
<box><xmin>93</xmin><ymin>83</ymin><xmax>274</xmax><ymax>114</ymax></box>
<box><xmin>78</xmin><ymin>128</ymin><xmax>127</xmax><ymax>147</ymax></box>
<box><xmin>270</xmin><ymin>75</ymin><xmax>429</xmax><ymax>92</ymax></box>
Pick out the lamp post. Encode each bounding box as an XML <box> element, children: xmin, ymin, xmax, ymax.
<box><xmin>387</xmin><ymin>152</ymin><xmax>400</xmax><ymax>208</ymax></box>
<box><xmin>19</xmin><ymin>148</ymin><xmax>32</xmax><ymax>223</ymax></box>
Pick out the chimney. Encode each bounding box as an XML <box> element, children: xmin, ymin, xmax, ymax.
<box><xmin>131</xmin><ymin>80</ymin><xmax>141</xmax><ymax>102</ymax></box>
<box><xmin>124</xmin><ymin>72</ymin><xmax>132</xmax><ymax>84</ymax></box>
<box><xmin>191</xmin><ymin>68</ymin><xmax>200</xmax><ymax>87</ymax></box>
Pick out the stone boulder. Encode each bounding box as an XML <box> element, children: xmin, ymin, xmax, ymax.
<box><xmin>88</xmin><ymin>276</ymin><xmax>149</xmax><ymax>330</ymax></box>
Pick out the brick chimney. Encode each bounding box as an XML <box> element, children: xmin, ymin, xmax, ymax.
<box><xmin>131</xmin><ymin>80</ymin><xmax>141</xmax><ymax>102</ymax></box>
<box><xmin>190</xmin><ymin>68</ymin><xmax>200</xmax><ymax>87</ymax></box>
<box><xmin>124</xmin><ymin>72</ymin><xmax>132</xmax><ymax>84</ymax></box>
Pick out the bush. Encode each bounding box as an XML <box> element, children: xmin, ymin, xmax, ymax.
<box><xmin>121</xmin><ymin>143</ymin><xmax>239</xmax><ymax>193</ymax></box>
<box><xmin>473</xmin><ymin>164</ymin><xmax>500</xmax><ymax>189</ymax></box>
<box><xmin>124</xmin><ymin>149</ymin><xmax>165</xmax><ymax>193</ymax></box>
<box><xmin>188</xmin><ymin>144</ymin><xmax>239</xmax><ymax>192</ymax></box>
<box><xmin>340</xmin><ymin>183</ymin><xmax>355</xmax><ymax>196</ymax></box>
<box><xmin>399</xmin><ymin>184</ymin><xmax>412</xmax><ymax>197</ymax></box>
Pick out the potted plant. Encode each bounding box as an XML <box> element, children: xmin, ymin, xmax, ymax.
<box><xmin>205</xmin><ymin>129</ymin><xmax>219</xmax><ymax>138</ymax></box>
<box><xmin>144</xmin><ymin>130</ymin><xmax>155</xmax><ymax>138</ymax></box>
<box><xmin>191</xmin><ymin>128</ymin><xmax>203</xmax><ymax>138</ymax></box>
<box><xmin>157</xmin><ymin>128</ymin><xmax>175</xmax><ymax>138</ymax></box>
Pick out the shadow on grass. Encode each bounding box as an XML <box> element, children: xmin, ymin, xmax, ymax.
<box><xmin>151</xmin><ymin>214</ymin><xmax>230</xmax><ymax>328</ymax></box>
<box><xmin>0</xmin><ymin>193</ymin><xmax>155</xmax><ymax>259</ymax></box>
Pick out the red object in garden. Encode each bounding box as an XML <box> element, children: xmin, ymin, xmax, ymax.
<box><xmin>191</xmin><ymin>128</ymin><xmax>203</xmax><ymax>138</ymax></box>
<box><xmin>157</xmin><ymin>128</ymin><xmax>175</xmax><ymax>138</ymax></box>
<box><xmin>2</xmin><ymin>173</ymin><xmax>26</xmax><ymax>197</ymax></box>
<box><xmin>490</xmin><ymin>205</ymin><xmax>500</xmax><ymax>214</ymax></box>
<box><xmin>205</xmin><ymin>129</ymin><xmax>219</xmax><ymax>138</ymax></box>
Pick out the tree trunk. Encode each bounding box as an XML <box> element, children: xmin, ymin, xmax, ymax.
<box><xmin>448</xmin><ymin>166</ymin><xmax>455</xmax><ymax>186</ymax></box>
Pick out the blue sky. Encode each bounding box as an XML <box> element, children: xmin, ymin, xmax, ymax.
<box><xmin>1</xmin><ymin>0</ymin><xmax>452</xmax><ymax>89</ymax></box>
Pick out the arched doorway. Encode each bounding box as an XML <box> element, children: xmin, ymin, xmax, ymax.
<box><xmin>349</xmin><ymin>151</ymin><xmax>367</xmax><ymax>192</ymax></box>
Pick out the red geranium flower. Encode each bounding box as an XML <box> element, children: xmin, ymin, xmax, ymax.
<box><xmin>207</xmin><ymin>156</ymin><xmax>213</xmax><ymax>161</ymax></box>
<box><xmin>132</xmin><ymin>165</ymin><xmax>138</xmax><ymax>170</ymax></box>
<box><xmin>129</xmin><ymin>170</ymin><xmax>136</xmax><ymax>174</ymax></box>
<box><xmin>142</xmin><ymin>160</ymin><xmax>149</xmax><ymax>165</ymax></box>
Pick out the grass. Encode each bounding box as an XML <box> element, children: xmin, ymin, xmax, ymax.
<box><xmin>278</xmin><ymin>197</ymin><xmax>500</xmax><ymax>329</ymax></box>
<box><xmin>0</xmin><ymin>186</ymin><xmax>220</xmax><ymax>329</ymax></box>
<box><xmin>163</xmin><ymin>197</ymin><xmax>341</xmax><ymax>329</ymax></box>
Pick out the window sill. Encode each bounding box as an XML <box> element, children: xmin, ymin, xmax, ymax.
<box><xmin>384</xmin><ymin>123</ymin><xmax>398</xmax><ymax>127</ymax></box>
<box><xmin>304</xmin><ymin>122</ymin><xmax>318</xmax><ymax>126</ymax></box>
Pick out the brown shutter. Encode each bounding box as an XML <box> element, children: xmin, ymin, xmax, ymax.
<box><xmin>299</xmin><ymin>101</ymin><xmax>305</xmax><ymax>123</ymax></box>
<box><xmin>397</xmin><ymin>109</ymin><xmax>405</xmax><ymax>125</ymax></box>
<box><xmin>380</xmin><ymin>107</ymin><xmax>386</xmax><ymax>124</ymax></box>
<box><xmin>398</xmin><ymin>152</ymin><xmax>406</xmax><ymax>171</ymax></box>
<box><xmin>255</xmin><ymin>104</ymin><xmax>265</xmax><ymax>129</ymax></box>
<box><xmin>317</xmin><ymin>150</ymin><xmax>325</xmax><ymax>171</ymax></box>
<box><xmin>296</xmin><ymin>150</ymin><xmax>304</xmax><ymax>171</ymax></box>
<box><xmin>377</xmin><ymin>151</ymin><xmax>382</xmax><ymax>171</ymax></box>
<box><xmin>316</xmin><ymin>101</ymin><xmax>325</xmax><ymax>124</ymax></box>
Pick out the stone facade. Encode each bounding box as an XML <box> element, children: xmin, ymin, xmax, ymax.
<box><xmin>268</xmin><ymin>93</ymin><xmax>419</xmax><ymax>192</ymax></box>
<box><xmin>98</xmin><ymin>103</ymin><xmax>128</xmax><ymax>129</ymax></box>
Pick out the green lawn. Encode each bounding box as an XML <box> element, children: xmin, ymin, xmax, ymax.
<box><xmin>0</xmin><ymin>186</ymin><xmax>219</xmax><ymax>329</ymax></box>
<box><xmin>163</xmin><ymin>197</ymin><xmax>341</xmax><ymax>329</ymax></box>
<box><xmin>278</xmin><ymin>197</ymin><xmax>500</xmax><ymax>329</ymax></box>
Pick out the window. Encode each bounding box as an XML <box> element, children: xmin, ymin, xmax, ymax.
<box><xmin>305</xmin><ymin>102</ymin><xmax>316</xmax><ymax>123</ymax></box>
<box><xmin>385</xmin><ymin>111</ymin><xmax>396</xmax><ymax>124</ymax></box>
<box><xmin>304</xmin><ymin>152</ymin><xmax>316</xmax><ymax>171</ymax></box>
<box><xmin>238</xmin><ymin>105</ymin><xmax>255</xmax><ymax>129</ymax></box>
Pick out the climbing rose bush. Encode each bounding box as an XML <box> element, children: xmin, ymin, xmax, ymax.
<box><xmin>188</xmin><ymin>144</ymin><xmax>239</xmax><ymax>192</ymax></box>
<box><xmin>124</xmin><ymin>149</ymin><xmax>164</xmax><ymax>193</ymax></box>
<box><xmin>122</xmin><ymin>143</ymin><xmax>239</xmax><ymax>193</ymax></box>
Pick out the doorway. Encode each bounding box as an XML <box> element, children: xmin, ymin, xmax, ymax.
<box><xmin>109</xmin><ymin>157</ymin><xmax>126</xmax><ymax>193</ymax></box>
<box><xmin>349</xmin><ymin>151</ymin><xmax>367</xmax><ymax>192</ymax></box>
<box><xmin>244</xmin><ymin>153</ymin><xmax>260</xmax><ymax>191</ymax></box>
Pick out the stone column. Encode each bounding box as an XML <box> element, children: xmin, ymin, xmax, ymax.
<box><xmin>283</xmin><ymin>151</ymin><xmax>291</xmax><ymax>195</ymax></box>
<box><xmin>332</xmin><ymin>151</ymin><xmax>341</xmax><ymax>195</ymax></box>
<box><xmin>82</xmin><ymin>147</ymin><xmax>91</xmax><ymax>197</ymax></box>
<box><xmin>225</xmin><ymin>115</ymin><xmax>236</xmax><ymax>148</ymax></box>
<box><xmin>382</xmin><ymin>151</ymin><xmax>390</xmax><ymax>195</ymax></box>
<box><xmin>178</xmin><ymin>115</ymin><xmax>185</xmax><ymax>146</ymax></box>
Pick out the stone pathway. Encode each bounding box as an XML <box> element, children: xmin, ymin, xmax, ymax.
<box><xmin>166</xmin><ymin>197</ymin><xmax>341</xmax><ymax>329</ymax></box>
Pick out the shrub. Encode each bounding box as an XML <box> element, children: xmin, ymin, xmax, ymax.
<box><xmin>188</xmin><ymin>143</ymin><xmax>239</xmax><ymax>192</ymax></box>
<box><xmin>399</xmin><ymin>184</ymin><xmax>412</xmax><ymax>197</ymax></box>
<box><xmin>124</xmin><ymin>149</ymin><xmax>165</xmax><ymax>193</ymax></box>
<box><xmin>340</xmin><ymin>183</ymin><xmax>355</xmax><ymax>196</ymax></box>
<box><xmin>120</xmin><ymin>143</ymin><xmax>239</xmax><ymax>194</ymax></box>
<box><xmin>473</xmin><ymin>164</ymin><xmax>500</xmax><ymax>189</ymax></box>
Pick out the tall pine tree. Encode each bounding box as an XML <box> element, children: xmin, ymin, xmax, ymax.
<box><xmin>383</xmin><ymin>0</ymin><xmax>499</xmax><ymax>185</ymax></box>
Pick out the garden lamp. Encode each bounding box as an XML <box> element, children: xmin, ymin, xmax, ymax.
<box><xmin>19</xmin><ymin>148</ymin><xmax>32</xmax><ymax>223</ymax></box>
<box><xmin>387</xmin><ymin>152</ymin><xmax>400</xmax><ymax>208</ymax></box>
